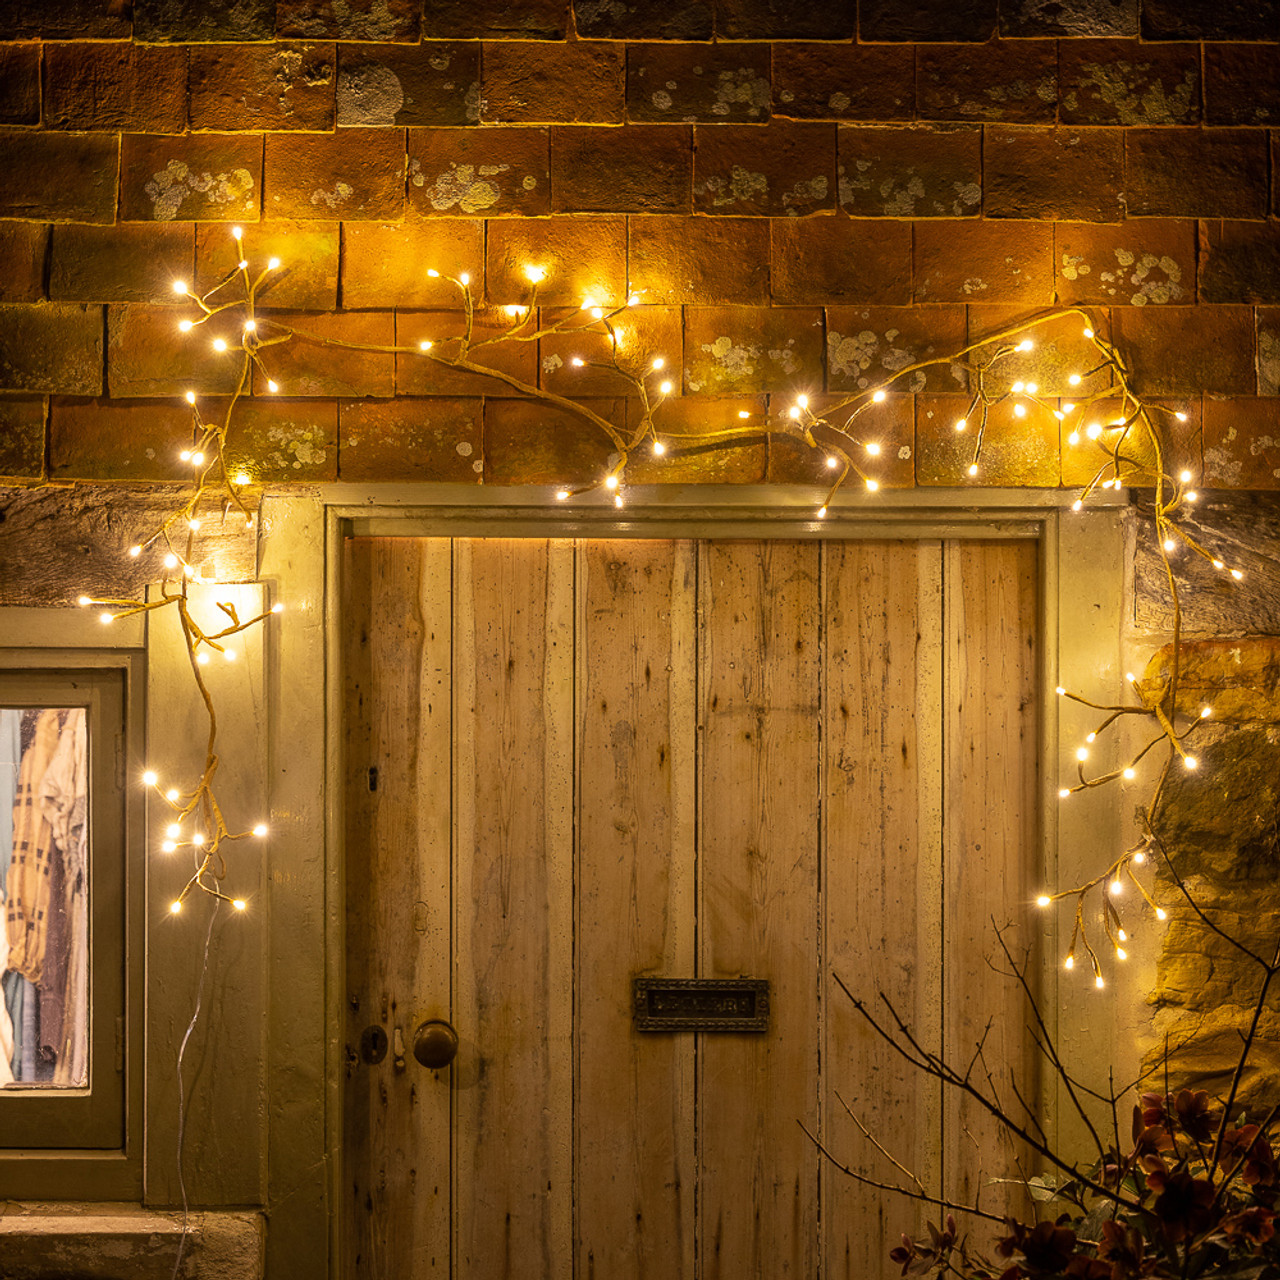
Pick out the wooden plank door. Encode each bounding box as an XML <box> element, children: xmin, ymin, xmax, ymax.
<box><xmin>341</xmin><ymin>536</ymin><xmax>1038</xmax><ymax>1280</ymax></box>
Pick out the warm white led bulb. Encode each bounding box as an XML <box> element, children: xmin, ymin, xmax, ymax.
<box><xmin>178</xmin><ymin>319</ymin><xmax>193</xmax><ymax>333</ymax></box>
<box><xmin>1123</xmin><ymin>766</ymin><xmax>1136</xmax><ymax>780</ymax></box>
<box><xmin>1016</xmin><ymin>339</ymin><xmax>1033</xmax><ymax>352</ymax></box>
<box><xmin>1183</xmin><ymin>755</ymin><xmax>1198</xmax><ymax>770</ymax></box>
<box><xmin>738</xmin><ymin>410</ymin><xmax>750</xmax><ymax>419</ymax></box>
<box><xmin>604</xmin><ymin>474</ymin><xmax>619</xmax><ymax>490</ymax></box>
<box><xmin>143</xmin><ymin>770</ymin><xmax>158</xmax><ymax>786</ymax></box>
<box><xmin>234</xmin><ymin>471</ymin><xmax>251</xmax><ymax>486</ymax></box>
<box><xmin>1156</xmin><ymin>907</ymin><xmax>1167</xmax><ymax>921</ymax></box>
<box><xmin>1175</xmin><ymin>411</ymin><xmax>1188</xmax><ymax>422</ymax></box>
<box><xmin>1076</xmin><ymin>747</ymin><xmax>1089</xmax><ymax>761</ymax></box>
<box><xmin>967</xmin><ymin>463</ymin><xmax>979</xmax><ymax>477</ymax></box>
<box><xmin>267</xmin><ymin>379</ymin><xmax>279</xmax><ymax>392</ymax></box>
<box><xmin>267</xmin><ymin>257</ymin><xmax>281</xmax><ymax>270</ymax></box>
<box><xmin>524</xmin><ymin>265</ymin><xmax>545</xmax><ymax>283</ymax></box>
<box><xmin>1116</xmin><ymin>947</ymin><xmax>1127</xmax><ymax>961</ymax></box>
<box><xmin>659</xmin><ymin>380</ymin><xmax>673</xmax><ymax>394</ymax></box>
<box><xmin>231</xmin><ymin>225</ymin><xmax>243</xmax><ymax>240</ymax></box>
<box><xmin>1058</xmin><ymin>787</ymin><xmax>1071</xmax><ymax>798</ymax></box>
<box><xmin>1013</xmin><ymin>403</ymin><xmax>1027</xmax><ymax>418</ymax></box>
<box><xmin>652</xmin><ymin>440</ymin><xmax>666</xmax><ymax>456</ymax></box>
<box><xmin>212</xmin><ymin>338</ymin><xmax>227</xmax><ymax>352</ymax></box>
<box><xmin>458</xmin><ymin>272</ymin><xmax>470</xmax><ymax>285</ymax></box>
<box><xmin>1068</xmin><ymin>373</ymin><xmax>1081</xmax><ymax>386</ymax></box>
<box><xmin>866</xmin><ymin>442</ymin><xmax>880</xmax><ymax>456</ymax></box>
<box><xmin>233</xmin><ymin>899</ymin><xmax>247</xmax><ymax>911</ymax></box>
<box><xmin>871</xmin><ymin>389</ymin><xmax>886</xmax><ymax>403</ymax></box>
<box><xmin>129</xmin><ymin>544</ymin><xmax>142</xmax><ymax>557</ymax></box>
<box><xmin>271</xmin><ymin>603</ymin><xmax>284</xmax><ymax>614</ymax></box>
<box><xmin>253</xmin><ymin>823</ymin><xmax>269</xmax><ymax>837</ymax></box>
<box><xmin>166</xmin><ymin>788</ymin><xmax>179</xmax><ymax>802</ymax></box>
<box><xmin>196</xmin><ymin>652</ymin><xmax>209</xmax><ymax>665</ymax></box>
<box><xmin>244</xmin><ymin>319</ymin><xmax>256</xmax><ymax>333</ymax></box>
<box><xmin>170</xmin><ymin>900</ymin><xmax>182</xmax><ymax>914</ymax></box>
<box><xmin>173</xmin><ymin>279</ymin><xmax>187</xmax><ymax>294</ymax></box>
<box><xmin>797</xmin><ymin>394</ymin><xmax>809</xmax><ymax>409</ymax></box>
<box><xmin>185</xmin><ymin>391</ymin><xmax>196</xmax><ymax>405</ymax></box>
<box><xmin>161</xmin><ymin>840</ymin><xmax>177</xmax><ymax>853</ymax></box>
<box><xmin>1036</xmin><ymin>895</ymin><xmax>1051</xmax><ymax>907</ymax></box>
<box><xmin>954</xmin><ymin>418</ymin><xmax>967</xmax><ymax>432</ymax></box>
<box><xmin>817</xmin><ymin>506</ymin><xmax>828</xmax><ymax>518</ymax></box>
<box><xmin>427</xmin><ymin>268</ymin><xmax>439</xmax><ymax>278</ymax></box>
<box><xmin>825</xmin><ymin>455</ymin><xmax>839</xmax><ymax>469</ymax></box>
<box><xmin>1082</xmin><ymin>327</ymin><xmax>1094</xmax><ymax>339</ymax></box>
<box><xmin>865</xmin><ymin>478</ymin><xmax>879</xmax><ymax>492</ymax></box>
<box><xmin>789</xmin><ymin>406</ymin><xmax>801</xmax><ymax>420</ymax></box>
<box><xmin>556</xmin><ymin>490</ymin><xmax>570</xmax><ymax>501</ymax></box>
<box><xmin>590</xmin><ymin>307</ymin><xmax>604</xmax><ymax>320</ymax></box>
<box><xmin>1094</xmin><ymin>974</ymin><xmax>1105</xmax><ymax>989</ymax></box>
<box><xmin>651</xmin><ymin>357</ymin><xmax>665</xmax><ymax>370</ymax></box>
<box><xmin>163</xmin><ymin>553</ymin><xmax>179</xmax><ymax>569</ymax></box>
<box><xmin>419</xmin><ymin>340</ymin><xmax>432</xmax><ymax>352</ymax></box>
<box><xmin>1064</xmin><ymin>954</ymin><xmax>1075</xmax><ymax>970</ymax></box>
<box><xmin>571</xmin><ymin>356</ymin><xmax>584</xmax><ymax>367</ymax></box>
<box><xmin>1110</xmin><ymin>878</ymin><xmax>1122</xmax><ymax>895</ymax></box>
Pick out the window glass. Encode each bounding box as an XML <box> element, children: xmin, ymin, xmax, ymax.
<box><xmin>2</xmin><ymin>707</ymin><xmax>89</xmax><ymax>1090</ymax></box>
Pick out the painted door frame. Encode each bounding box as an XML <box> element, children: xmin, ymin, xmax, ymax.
<box><xmin>253</xmin><ymin>484</ymin><xmax>1130</xmax><ymax>1280</ymax></box>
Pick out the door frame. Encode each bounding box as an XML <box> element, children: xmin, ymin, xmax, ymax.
<box><xmin>254</xmin><ymin>483</ymin><xmax>1131</xmax><ymax>1280</ymax></box>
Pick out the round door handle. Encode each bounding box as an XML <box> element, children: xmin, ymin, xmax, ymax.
<box><xmin>412</xmin><ymin>1019</ymin><xmax>459</xmax><ymax>1069</ymax></box>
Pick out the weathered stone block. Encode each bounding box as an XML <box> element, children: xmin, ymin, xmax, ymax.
<box><xmin>0</xmin><ymin>224</ymin><xmax>49</xmax><ymax>304</ymax></box>
<box><xmin>771</xmin><ymin>220</ymin><xmax>910</xmax><ymax>306</ymax></box>
<box><xmin>49</xmin><ymin>397</ymin><xmax>193</xmax><ymax>481</ymax></box>
<box><xmin>483</xmin><ymin>397</ymin><xmax>618</xmax><ymax>485</ymax></box>
<box><xmin>1260</xmin><ymin>308</ymin><xmax>1280</xmax><ymax>397</ymax></box>
<box><xmin>1113</xmin><ymin>306</ymin><xmax>1257</xmax><ymax>396</ymax></box>
<box><xmin>916</xmin><ymin>393</ymin><xmax>1060</xmax><ymax>486</ymax></box>
<box><xmin>627</xmin><ymin>217</ymin><xmax>769</xmax><ymax>305</ymax></box>
<box><xmin>0</xmin><ymin>397</ymin><xmax>44</xmax><ymax>478</ymax></box>
<box><xmin>837</xmin><ymin>123</ymin><xmax>981</xmax><ymax>219</ymax></box>
<box><xmin>1205</xmin><ymin>44</ymin><xmax>1280</xmax><ymax>126</ymax></box>
<box><xmin>985</xmin><ymin>126</ymin><xmax>1125</xmax><ymax>223</ymax></box>
<box><xmin>694</xmin><ymin>121</ymin><xmax>835</xmax><ymax>217</ymax></box>
<box><xmin>539</xmin><ymin>305</ymin><xmax>682</xmax><ymax>397</ymax></box>
<box><xmin>189</xmin><ymin>43</ymin><xmax>335</xmax><ymax>132</ymax></box>
<box><xmin>860</xmin><ymin>0</ymin><xmax>997</xmax><ymax>40</ymax></box>
<box><xmin>1055</xmin><ymin>220</ymin><xmax>1194</xmax><ymax>306</ymax></box>
<box><xmin>223</xmin><ymin>398</ymin><xmax>338</xmax><ymax>481</ymax></box>
<box><xmin>1126</xmin><ymin>129</ymin><xmax>1269</xmax><ymax>220</ymax></box>
<box><xmin>1142</xmin><ymin>0</ymin><xmax>1280</xmax><ymax>40</ymax></box>
<box><xmin>132</xmin><ymin>0</ymin><xmax>276</xmax><ymax>42</ymax></box>
<box><xmin>551</xmin><ymin>125</ymin><xmax>691</xmax><ymax>213</ymax></box>
<box><xmin>0</xmin><ymin>130</ymin><xmax>119</xmax><ymax>224</ymax></box>
<box><xmin>2</xmin><ymin>0</ymin><xmax>131</xmax><ymax>39</ymax></box>
<box><xmin>1059</xmin><ymin>394</ymin><xmax>1199</xmax><ymax>486</ymax></box>
<box><xmin>43</xmin><ymin>43</ymin><xmax>187</xmax><ymax>133</ymax></box>
<box><xmin>120</xmin><ymin>134</ymin><xmax>260</xmax><ymax>223</ymax></box>
<box><xmin>1203</xmin><ymin>398</ymin><xmax>1280</xmax><ymax>489</ymax></box>
<box><xmin>407</xmin><ymin>126</ymin><xmax>548</xmax><ymax>217</ymax></box>
<box><xmin>684</xmin><ymin>305</ymin><xmax>824</xmax><ymax>395</ymax></box>
<box><xmin>917</xmin><ymin>41</ymin><xmax>1057</xmax><ymax>123</ymax></box>
<box><xmin>341</xmin><ymin>222</ymin><xmax>483</xmax><ymax>308</ymax></box>
<box><xmin>772</xmin><ymin>43</ymin><xmax>912</xmax><ymax>122</ymax></box>
<box><xmin>766</xmin><ymin>391</ymin><xmax>915</xmax><ymax>488</ymax></box>
<box><xmin>0</xmin><ymin>303</ymin><xmax>101</xmax><ymax>395</ymax></box>
<box><xmin>1059</xmin><ymin>39</ymin><xmax>1199</xmax><ymax>125</ymax></box>
<box><xmin>196</xmin><ymin>220</ymin><xmax>339</xmax><ymax>311</ymax></box>
<box><xmin>624</xmin><ymin>395</ymin><xmax>768</xmax><ymax>484</ymax></box>
<box><xmin>0</xmin><ymin>43</ymin><xmax>40</xmax><ymax>125</ymax></box>
<box><xmin>422</xmin><ymin>0</ymin><xmax>569</xmax><ymax>39</ymax></box>
<box><xmin>487</xmin><ymin>216</ymin><xmax>626</xmax><ymax>307</ymax></box>
<box><xmin>1199</xmin><ymin>221</ymin><xmax>1280</xmax><ymax>305</ymax></box>
<box><xmin>914</xmin><ymin>222</ymin><xmax>1054</xmax><ymax>304</ymax></box>
<box><xmin>337</xmin><ymin>43</ymin><xmax>480</xmax><ymax>127</ymax></box>
<box><xmin>1141</xmin><ymin>637</ymin><xmax>1280</xmax><ymax>724</ymax></box>
<box><xmin>998</xmin><ymin>0</ymin><xmax>1137</xmax><ymax>37</ymax></box>
<box><xmin>573</xmin><ymin>0</ymin><xmax>712</xmax><ymax>40</ymax></box>
<box><xmin>826</xmin><ymin>306</ymin><xmax>967</xmax><ymax>394</ymax></box>
<box><xmin>625</xmin><ymin>43</ymin><xmax>770</xmax><ymax>124</ymax></box>
<box><xmin>108</xmin><ymin>304</ymin><xmax>244</xmax><ymax>398</ymax></box>
<box><xmin>395</xmin><ymin>309</ymin><xmax>539</xmax><ymax>396</ymax></box>
<box><xmin>339</xmin><ymin>397</ymin><xmax>483</xmax><ymax>481</ymax></box>
<box><xmin>264</xmin><ymin>130</ymin><xmax>402</xmax><ymax>220</ymax></box>
<box><xmin>719</xmin><ymin>0</ymin><xmax>854</xmax><ymax>38</ymax></box>
<box><xmin>248</xmin><ymin>309</ymin><xmax>394</xmax><ymax>397</ymax></box>
<box><xmin>51</xmin><ymin>224</ymin><xmax>194</xmax><ymax>305</ymax></box>
<box><xmin>278</xmin><ymin>0</ymin><xmax>421</xmax><ymax>40</ymax></box>
<box><xmin>482</xmin><ymin>41</ymin><xmax>623</xmax><ymax>123</ymax></box>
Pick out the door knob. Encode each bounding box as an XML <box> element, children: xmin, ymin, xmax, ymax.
<box><xmin>412</xmin><ymin>1019</ymin><xmax>459</xmax><ymax>1069</ymax></box>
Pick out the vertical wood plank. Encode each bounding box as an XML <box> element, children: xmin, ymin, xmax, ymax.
<box><xmin>821</xmin><ymin>542</ymin><xmax>944</xmax><ymax>1279</ymax></box>
<box><xmin>699</xmin><ymin>540</ymin><xmax>822</xmax><ymax>1280</ymax></box>
<box><xmin>341</xmin><ymin>538</ymin><xmax>453</xmax><ymax>1278</ymax></box>
<box><xmin>943</xmin><ymin>540</ymin><xmax>1039</xmax><ymax>1214</ymax></box>
<box><xmin>575</xmin><ymin>540</ymin><xmax>697</xmax><ymax>1280</ymax></box>
<box><xmin>453</xmin><ymin>539</ymin><xmax>574</xmax><ymax>1280</ymax></box>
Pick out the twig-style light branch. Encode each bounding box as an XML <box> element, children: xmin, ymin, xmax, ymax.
<box><xmin>81</xmin><ymin>228</ymin><xmax>1250</xmax><ymax>972</ymax></box>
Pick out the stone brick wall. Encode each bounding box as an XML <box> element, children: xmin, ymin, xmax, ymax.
<box><xmin>0</xmin><ymin>0</ymin><xmax>1279</xmax><ymax>491</ymax></box>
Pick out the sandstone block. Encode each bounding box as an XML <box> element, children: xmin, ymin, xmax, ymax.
<box><xmin>49</xmin><ymin>397</ymin><xmax>194</xmax><ymax>481</ymax></box>
<box><xmin>248</xmin><ymin>309</ymin><xmax>395</xmax><ymax>397</ymax></box>
<box><xmin>222</xmin><ymin>398</ymin><xmax>338</xmax><ymax>481</ymax></box>
<box><xmin>985</xmin><ymin>126</ymin><xmax>1125</xmax><ymax>223</ymax></box>
<box><xmin>837</xmin><ymin>123</ymin><xmax>981</xmax><ymax>219</ymax></box>
<box><xmin>0</xmin><ymin>303</ymin><xmax>102</xmax><ymax>395</ymax></box>
<box><xmin>43</xmin><ymin>43</ymin><xmax>186</xmax><ymax>133</ymax></box>
<box><xmin>825</xmin><ymin>306</ymin><xmax>967</xmax><ymax>394</ymax></box>
<box><xmin>1204</xmin><ymin>44</ymin><xmax>1280</xmax><ymax>126</ymax></box>
<box><xmin>1260</xmin><ymin>308</ymin><xmax>1280</xmax><ymax>397</ymax></box>
<box><xmin>684</xmin><ymin>305</ymin><xmax>824</xmax><ymax>395</ymax></box>
<box><xmin>483</xmin><ymin>397</ymin><xmax>618</xmax><ymax>485</ymax></box>
<box><xmin>0</xmin><ymin>224</ymin><xmax>49</xmax><ymax>304</ymax></box>
<box><xmin>914</xmin><ymin>221</ymin><xmax>1053</xmax><ymax>304</ymax></box>
<box><xmin>1059</xmin><ymin>39</ymin><xmax>1199</xmax><ymax>125</ymax></box>
<box><xmin>395</xmin><ymin>309</ymin><xmax>539</xmax><ymax>396</ymax></box>
<box><xmin>573</xmin><ymin>0</ymin><xmax>712</xmax><ymax>40</ymax></box>
<box><xmin>539</xmin><ymin>305</ymin><xmax>682</xmax><ymax>397</ymax></box>
<box><xmin>1055</xmin><ymin>220</ymin><xmax>1194</xmax><ymax>306</ymax></box>
<box><xmin>694</xmin><ymin>121</ymin><xmax>835</xmax><ymax>218</ymax></box>
<box><xmin>1059</xmin><ymin>394</ymin><xmax>1199</xmax><ymax>487</ymax></box>
<box><xmin>1203</xmin><ymin>398</ymin><xmax>1280</xmax><ymax>489</ymax></box>
<box><xmin>0</xmin><ymin>43</ymin><xmax>40</xmax><ymax>125</ymax></box>
<box><xmin>771</xmin><ymin>219</ymin><xmax>910</xmax><ymax>306</ymax></box>
<box><xmin>337</xmin><ymin>43</ymin><xmax>480</xmax><ymax>127</ymax></box>
<box><xmin>120</xmin><ymin>134</ymin><xmax>260</xmax><ymax>223</ymax></box>
<box><xmin>265</xmin><ymin>130</ymin><xmax>403</xmax><ymax>220</ymax></box>
<box><xmin>766</xmin><ymin>392</ymin><xmax>915</xmax><ymax>488</ymax></box>
<box><xmin>627</xmin><ymin>217</ymin><xmax>769</xmax><ymax>306</ymax></box>
<box><xmin>482</xmin><ymin>41</ymin><xmax>623</xmax><ymax>123</ymax></box>
<box><xmin>1141</xmin><ymin>637</ymin><xmax>1280</xmax><ymax>722</ymax></box>
<box><xmin>108</xmin><ymin>304</ymin><xmax>244</xmax><ymax>398</ymax></box>
<box><xmin>341</xmin><ymin>222</ymin><xmax>483</xmax><ymax>308</ymax></box>
<box><xmin>917</xmin><ymin>41</ymin><xmax>1057</xmax><ymax>123</ymax></box>
<box><xmin>278</xmin><ymin>0</ymin><xmax>422</xmax><ymax>40</ymax></box>
<box><xmin>719</xmin><ymin>0</ymin><xmax>854</xmax><ymax>37</ymax></box>
<box><xmin>1142</xmin><ymin>0</ymin><xmax>1280</xmax><ymax>40</ymax></box>
<box><xmin>1126</xmin><ymin>129</ymin><xmax>1269</xmax><ymax>219</ymax></box>
<box><xmin>132</xmin><ymin>0</ymin><xmax>275</xmax><ymax>41</ymax></box>
<box><xmin>0</xmin><ymin>130</ymin><xmax>119</xmax><ymax>224</ymax></box>
<box><xmin>550</xmin><ymin>125</ymin><xmax>691</xmax><ymax>214</ymax></box>
<box><xmin>421</xmin><ymin>0</ymin><xmax>569</xmax><ymax>39</ymax></box>
<box><xmin>51</xmin><ymin>224</ymin><xmax>194</xmax><ymax>305</ymax></box>
<box><xmin>624</xmin><ymin>395</ymin><xmax>767</xmax><ymax>485</ymax></box>
<box><xmin>1113</xmin><ymin>305</ymin><xmax>1257</xmax><ymax>396</ymax></box>
<box><xmin>487</xmin><ymin>216</ymin><xmax>626</xmax><ymax>307</ymax></box>
<box><xmin>626</xmin><ymin>43</ymin><xmax>771</xmax><ymax>123</ymax></box>
<box><xmin>1199</xmin><ymin>221</ymin><xmax>1280</xmax><ymax>305</ymax></box>
<box><xmin>3</xmin><ymin>0</ymin><xmax>130</xmax><ymax>39</ymax></box>
<box><xmin>916</xmin><ymin>393</ymin><xmax>1060</xmax><ymax>486</ymax></box>
<box><xmin>196</xmin><ymin>220</ymin><xmax>340</xmax><ymax>311</ymax></box>
<box><xmin>407</xmin><ymin>126</ymin><xmax>548</xmax><ymax>217</ymax></box>
<box><xmin>772</xmin><ymin>44</ymin><xmax>913</xmax><ymax>123</ymax></box>
<box><xmin>339</xmin><ymin>397</ymin><xmax>483</xmax><ymax>482</ymax></box>
<box><xmin>0</xmin><ymin>397</ymin><xmax>45</xmax><ymax>478</ymax></box>
<box><xmin>969</xmin><ymin>300</ymin><xmax>1113</xmax><ymax>397</ymax></box>
<box><xmin>998</xmin><ymin>0</ymin><xmax>1137</xmax><ymax>36</ymax></box>
<box><xmin>190</xmin><ymin>44</ymin><xmax>336</xmax><ymax>132</ymax></box>
<box><xmin>860</xmin><ymin>0</ymin><xmax>997</xmax><ymax>41</ymax></box>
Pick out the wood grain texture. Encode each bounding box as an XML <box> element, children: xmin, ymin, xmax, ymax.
<box><xmin>943</xmin><ymin>540</ymin><xmax>1039</xmax><ymax>1215</ymax></box>
<box><xmin>575</xmin><ymin>540</ymin><xmax>697</xmax><ymax>1280</ymax></box>
<box><xmin>822</xmin><ymin>541</ymin><xmax>944</xmax><ymax>1279</ymax></box>
<box><xmin>699</xmin><ymin>540</ymin><xmax>822</xmax><ymax>1280</ymax></box>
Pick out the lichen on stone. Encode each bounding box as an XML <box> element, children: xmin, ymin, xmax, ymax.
<box><xmin>420</xmin><ymin>162</ymin><xmax>508</xmax><ymax>213</ymax></box>
<box><xmin>144</xmin><ymin>159</ymin><xmax>255</xmax><ymax>222</ymax></box>
<box><xmin>702</xmin><ymin>334</ymin><xmax>761</xmax><ymax>378</ymax></box>
<box><xmin>310</xmin><ymin>181</ymin><xmax>353</xmax><ymax>209</ymax></box>
<box><xmin>697</xmin><ymin>166</ymin><xmax>768</xmax><ymax>208</ymax></box>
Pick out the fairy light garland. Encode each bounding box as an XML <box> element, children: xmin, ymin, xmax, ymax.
<box><xmin>77</xmin><ymin>226</ymin><xmax>1246</xmax><ymax>972</ymax></box>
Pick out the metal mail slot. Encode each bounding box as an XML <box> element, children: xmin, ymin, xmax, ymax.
<box><xmin>632</xmin><ymin>978</ymin><xmax>770</xmax><ymax>1032</ymax></box>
